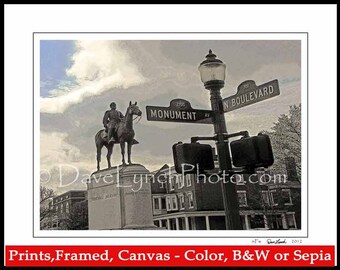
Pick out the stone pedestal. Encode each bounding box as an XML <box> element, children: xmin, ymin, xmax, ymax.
<box><xmin>87</xmin><ymin>164</ymin><xmax>156</xmax><ymax>230</ymax></box>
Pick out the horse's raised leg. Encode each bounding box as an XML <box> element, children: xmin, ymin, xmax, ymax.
<box><xmin>127</xmin><ymin>142</ymin><xmax>132</xmax><ymax>165</ymax></box>
<box><xmin>120</xmin><ymin>141</ymin><xmax>126</xmax><ymax>165</ymax></box>
<box><xmin>106</xmin><ymin>144</ymin><xmax>113</xmax><ymax>168</ymax></box>
<box><xmin>96</xmin><ymin>145</ymin><xmax>102</xmax><ymax>171</ymax></box>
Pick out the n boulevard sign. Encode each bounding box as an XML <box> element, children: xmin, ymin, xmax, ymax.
<box><xmin>146</xmin><ymin>79</ymin><xmax>280</xmax><ymax>124</ymax></box>
<box><xmin>222</xmin><ymin>79</ymin><xmax>280</xmax><ymax>112</ymax></box>
<box><xmin>146</xmin><ymin>99</ymin><xmax>214</xmax><ymax>124</ymax></box>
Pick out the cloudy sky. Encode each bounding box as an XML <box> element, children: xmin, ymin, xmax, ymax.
<box><xmin>40</xmin><ymin>40</ymin><xmax>301</xmax><ymax>193</ymax></box>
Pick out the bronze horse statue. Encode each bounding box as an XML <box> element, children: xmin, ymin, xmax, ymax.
<box><xmin>95</xmin><ymin>101</ymin><xmax>142</xmax><ymax>171</ymax></box>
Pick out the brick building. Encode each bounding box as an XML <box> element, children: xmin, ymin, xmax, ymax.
<box><xmin>151</xmin><ymin>158</ymin><xmax>300</xmax><ymax>230</ymax></box>
<box><xmin>236</xmin><ymin>169</ymin><xmax>300</xmax><ymax>230</ymax></box>
<box><xmin>151</xmin><ymin>164</ymin><xmax>226</xmax><ymax>230</ymax></box>
<box><xmin>48</xmin><ymin>190</ymin><xmax>88</xmax><ymax>230</ymax></box>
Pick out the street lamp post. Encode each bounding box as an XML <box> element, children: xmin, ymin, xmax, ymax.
<box><xmin>199</xmin><ymin>50</ymin><xmax>242</xmax><ymax>230</ymax></box>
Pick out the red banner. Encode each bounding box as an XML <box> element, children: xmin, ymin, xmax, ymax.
<box><xmin>5</xmin><ymin>245</ymin><xmax>335</xmax><ymax>267</ymax></box>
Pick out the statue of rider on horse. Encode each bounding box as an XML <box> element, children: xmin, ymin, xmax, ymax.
<box><xmin>95</xmin><ymin>101</ymin><xmax>142</xmax><ymax>171</ymax></box>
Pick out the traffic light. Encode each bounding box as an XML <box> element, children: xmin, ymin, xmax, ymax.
<box><xmin>172</xmin><ymin>142</ymin><xmax>215</xmax><ymax>174</ymax></box>
<box><xmin>230</xmin><ymin>133</ymin><xmax>274</xmax><ymax>168</ymax></box>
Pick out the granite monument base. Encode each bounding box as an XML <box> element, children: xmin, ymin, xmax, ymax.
<box><xmin>87</xmin><ymin>164</ymin><xmax>156</xmax><ymax>230</ymax></box>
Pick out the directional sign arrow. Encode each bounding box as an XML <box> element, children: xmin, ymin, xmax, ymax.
<box><xmin>223</xmin><ymin>79</ymin><xmax>280</xmax><ymax>112</ymax></box>
<box><xmin>146</xmin><ymin>98</ymin><xmax>214</xmax><ymax>124</ymax></box>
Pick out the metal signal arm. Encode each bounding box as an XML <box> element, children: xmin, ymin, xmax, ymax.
<box><xmin>223</xmin><ymin>130</ymin><xmax>249</xmax><ymax>140</ymax></box>
<box><xmin>190</xmin><ymin>130</ymin><xmax>249</xmax><ymax>143</ymax></box>
<box><xmin>191</xmin><ymin>135</ymin><xmax>217</xmax><ymax>143</ymax></box>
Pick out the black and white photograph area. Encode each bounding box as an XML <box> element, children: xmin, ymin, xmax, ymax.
<box><xmin>39</xmin><ymin>39</ymin><xmax>302</xmax><ymax>231</ymax></box>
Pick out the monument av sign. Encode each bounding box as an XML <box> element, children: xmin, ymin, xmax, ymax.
<box><xmin>222</xmin><ymin>79</ymin><xmax>280</xmax><ymax>112</ymax></box>
<box><xmin>146</xmin><ymin>98</ymin><xmax>214</xmax><ymax>124</ymax></box>
<box><xmin>146</xmin><ymin>80</ymin><xmax>280</xmax><ymax>124</ymax></box>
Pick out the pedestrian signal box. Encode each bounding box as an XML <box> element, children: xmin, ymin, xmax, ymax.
<box><xmin>172</xmin><ymin>142</ymin><xmax>215</xmax><ymax>174</ymax></box>
<box><xmin>230</xmin><ymin>133</ymin><xmax>274</xmax><ymax>168</ymax></box>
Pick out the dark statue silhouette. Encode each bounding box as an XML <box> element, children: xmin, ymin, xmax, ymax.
<box><xmin>95</xmin><ymin>101</ymin><xmax>142</xmax><ymax>171</ymax></box>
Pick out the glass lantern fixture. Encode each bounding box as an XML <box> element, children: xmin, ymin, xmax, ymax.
<box><xmin>198</xmin><ymin>49</ymin><xmax>226</xmax><ymax>90</ymax></box>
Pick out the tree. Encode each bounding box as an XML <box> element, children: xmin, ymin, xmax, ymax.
<box><xmin>240</xmin><ymin>104</ymin><xmax>302</xmax><ymax>230</ymax></box>
<box><xmin>61</xmin><ymin>201</ymin><xmax>88</xmax><ymax>230</ymax></box>
<box><xmin>40</xmin><ymin>185</ymin><xmax>56</xmax><ymax>229</ymax></box>
<box><xmin>262</xmin><ymin>104</ymin><xmax>301</xmax><ymax>180</ymax></box>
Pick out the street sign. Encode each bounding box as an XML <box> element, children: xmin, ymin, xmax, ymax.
<box><xmin>222</xmin><ymin>79</ymin><xmax>280</xmax><ymax>112</ymax></box>
<box><xmin>146</xmin><ymin>98</ymin><xmax>214</xmax><ymax>124</ymax></box>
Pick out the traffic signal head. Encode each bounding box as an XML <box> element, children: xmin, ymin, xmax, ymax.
<box><xmin>230</xmin><ymin>133</ymin><xmax>274</xmax><ymax>168</ymax></box>
<box><xmin>172</xmin><ymin>142</ymin><xmax>215</xmax><ymax>174</ymax></box>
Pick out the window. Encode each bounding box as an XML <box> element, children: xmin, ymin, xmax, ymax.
<box><xmin>269</xmin><ymin>214</ymin><xmax>284</xmax><ymax>229</ymax></box>
<box><xmin>158</xmin><ymin>175</ymin><xmax>167</xmax><ymax>189</ymax></box>
<box><xmin>282</xmin><ymin>189</ymin><xmax>293</xmax><ymax>205</ymax></box>
<box><xmin>286</xmin><ymin>213</ymin><xmax>297</xmax><ymax>229</ymax></box>
<box><xmin>153</xmin><ymin>197</ymin><xmax>160</xmax><ymax>210</ymax></box>
<box><xmin>270</xmin><ymin>190</ymin><xmax>278</xmax><ymax>206</ymax></box>
<box><xmin>55</xmin><ymin>205</ymin><xmax>58</xmax><ymax>211</ymax></box>
<box><xmin>187</xmin><ymin>192</ymin><xmax>194</xmax><ymax>209</ymax></box>
<box><xmin>186</xmin><ymin>174</ymin><xmax>192</xmax><ymax>187</ymax></box>
<box><xmin>171</xmin><ymin>195</ymin><xmax>178</xmax><ymax>210</ymax></box>
<box><xmin>178</xmin><ymin>193</ymin><xmax>185</xmax><ymax>210</ymax></box>
<box><xmin>261</xmin><ymin>191</ymin><xmax>270</xmax><ymax>206</ymax></box>
<box><xmin>249</xmin><ymin>214</ymin><xmax>266</xmax><ymax>229</ymax></box>
<box><xmin>169</xmin><ymin>177</ymin><xmax>175</xmax><ymax>191</ymax></box>
<box><xmin>237</xmin><ymin>191</ymin><xmax>247</xmax><ymax>207</ymax></box>
<box><xmin>66</xmin><ymin>195</ymin><xmax>69</xmax><ymax>199</ymax></box>
<box><xmin>178</xmin><ymin>175</ymin><xmax>184</xmax><ymax>189</ymax></box>
<box><xmin>60</xmin><ymin>203</ymin><xmax>63</xmax><ymax>213</ymax></box>
<box><xmin>66</xmin><ymin>202</ymin><xmax>70</xmax><ymax>214</ymax></box>
<box><xmin>166</xmin><ymin>196</ymin><xmax>172</xmax><ymax>211</ymax></box>
<box><xmin>153</xmin><ymin>196</ymin><xmax>162</xmax><ymax>212</ymax></box>
<box><xmin>166</xmin><ymin>195</ymin><xmax>179</xmax><ymax>211</ymax></box>
<box><xmin>161</xmin><ymin>198</ymin><xmax>166</xmax><ymax>210</ymax></box>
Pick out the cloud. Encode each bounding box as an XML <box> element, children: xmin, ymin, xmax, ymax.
<box><xmin>40</xmin><ymin>41</ymin><xmax>146</xmax><ymax>113</ymax></box>
<box><xmin>41</xmin><ymin>132</ymin><xmax>85</xmax><ymax>168</ymax></box>
<box><xmin>40</xmin><ymin>131</ymin><xmax>95</xmax><ymax>192</ymax></box>
<box><xmin>127</xmin><ymin>150</ymin><xmax>173</xmax><ymax>172</ymax></box>
<box><xmin>40</xmin><ymin>131</ymin><xmax>98</xmax><ymax>178</ymax></box>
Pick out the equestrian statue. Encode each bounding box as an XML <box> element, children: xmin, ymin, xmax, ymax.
<box><xmin>95</xmin><ymin>101</ymin><xmax>142</xmax><ymax>171</ymax></box>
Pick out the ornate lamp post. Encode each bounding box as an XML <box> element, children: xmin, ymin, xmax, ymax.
<box><xmin>199</xmin><ymin>50</ymin><xmax>242</xmax><ymax>230</ymax></box>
